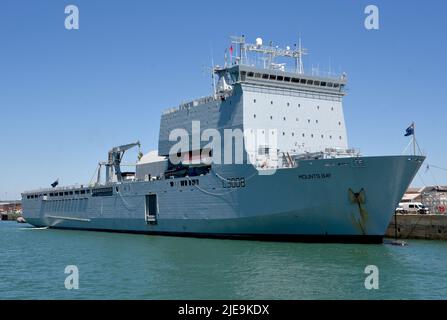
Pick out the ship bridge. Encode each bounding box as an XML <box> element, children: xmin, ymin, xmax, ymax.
<box><xmin>158</xmin><ymin>36</ymin><xmax>350</xmax><ymax>166</ymax></box>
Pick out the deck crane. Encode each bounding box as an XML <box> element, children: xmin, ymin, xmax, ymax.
<box><xmin>103</xmin><ymin>141</ymin><xmax>141</xmax><ymax>183</ymax></box>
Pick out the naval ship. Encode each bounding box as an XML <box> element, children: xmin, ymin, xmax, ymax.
<box><xmin>22</xmin><ymin>36</ymin><xmax>424</xmax><ymax>243</ymax></box>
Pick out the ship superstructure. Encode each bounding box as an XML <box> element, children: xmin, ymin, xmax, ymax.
<box><xmin>22</xmin><ymin>36</ymin><xmax>424</xmax><ymax>243</ymax></box>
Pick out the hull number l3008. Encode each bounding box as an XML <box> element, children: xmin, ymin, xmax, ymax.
<box><xmin>222</xmin><ymin>177</ymin><xmax>246</xmax><ymax>188</ymax></box>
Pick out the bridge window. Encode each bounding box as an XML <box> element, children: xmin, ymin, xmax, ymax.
<box><xmin>277</xmin><ymin>76</ymin><xmax>283</xmax><ymax>81</ymax></box>
<box><xmin>300</xmin><ymin>79</ymin><xmax>306</xmax><ymax>84</ymax></box>
<box><xmin>262</xmin><ymin>74</ymin><xmax>269</xmax><ymax>79</ymax></box>
<box><xmin>247</xmin><ymin>72</ymin><xmax>254</xmax><ymax>77</ymax></box>
<box><xmin>284</xmin><ymin>77</ymin><xmax>291</xmax><ymax>82</ymax></box>
<box><xmin>255</xmin><ymin>73</ymin><xmax>261</xmax><ymax>78</ymax></box>
<box><xmin>269</xmin><ymin>75</ymin><xmax>277</xmax><ymax>80</ymax></box>
<box><xmin>291</xmin><ymin>78</ymin><xmax>299</xmax><ymax>83</ymax></box>
<box><xmin>314</xmin><ymin>81</ymin><xmax>320</xmax><ymax>86</ymax></box>
<box><xmin>321</xmin><ymin>82</ymin><xmax>327</xmax><ymax>87</ymax></box>
<box><xmin>307</xmin><ymin>80</ymin><xmax>314</xmax><ymax>85</ymax></box>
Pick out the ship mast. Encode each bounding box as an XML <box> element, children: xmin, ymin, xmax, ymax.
<box><xmin>229</xmin><ymin>35</ymin><xmax>308</xmax><ymax>73</ymax></box>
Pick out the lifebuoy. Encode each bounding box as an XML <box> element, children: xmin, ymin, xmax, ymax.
<box><xmin>439</xmin><ymin>206</ymin><xmax>445</xmax><ymax>214</ymax></box>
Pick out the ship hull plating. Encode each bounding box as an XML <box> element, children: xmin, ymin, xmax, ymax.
<box><xmin>22</xmin><ymin>155</ymin><xmax>424</xmax><ymax>243</ymax></box>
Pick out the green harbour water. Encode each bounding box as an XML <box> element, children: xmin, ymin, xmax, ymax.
<box><xmin>1</xmin><ymin>221</ymin><xmax>446</xmax><ymax>300</ymax></box>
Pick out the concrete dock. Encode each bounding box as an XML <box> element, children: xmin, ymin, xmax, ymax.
<box><xmin>386</xmin><ymin>214</ymin><xmax>447</xmax><ymax>240</ymax></box>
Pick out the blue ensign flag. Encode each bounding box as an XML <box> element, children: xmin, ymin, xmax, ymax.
<box><xmin>404</xmin><ymin>124</ymin><xmax>414</xmax><ymax>136</ymax></box>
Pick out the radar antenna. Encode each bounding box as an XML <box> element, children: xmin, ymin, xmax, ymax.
<box><xmin>229</xmin><ymin>35</ymin><xmax>308</xmax><ymax>74</ymax></box>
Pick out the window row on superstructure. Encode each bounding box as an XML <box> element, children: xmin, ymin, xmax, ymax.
<box><xmin>244</xmin><ymin>84</ymin><xmax>342</xmax><ymax>102</ymax></box>
<box><xmin>241</xmin><ymin>70</ymin><xmax>345</xmax><ymax>91</ymax></box>
<box><xmin>26</xmin><ymin>188</ymin><xmax>91</xmax><ymax>199</ymax></box>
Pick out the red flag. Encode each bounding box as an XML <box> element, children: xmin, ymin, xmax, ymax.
<box><xmin>229</xmin><ymin>45</ymin><xmax>233</xmax><ymax>55</ymax></box>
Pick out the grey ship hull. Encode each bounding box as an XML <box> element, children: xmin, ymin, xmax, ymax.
<box><xmin>22</xmin><ymin>155</ymin><xmax>424</xmax><ymax>243</ymax></box>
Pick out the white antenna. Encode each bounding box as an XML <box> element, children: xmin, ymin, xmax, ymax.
<box><xmin>297</xmin><ymin>37</ymin><xmax>304</xmax><ymax>74</ymax></box>
<box><xmin>211</xmin><ymin>57</ymin><xmax>216</xmax><ymax>97</ymax></box>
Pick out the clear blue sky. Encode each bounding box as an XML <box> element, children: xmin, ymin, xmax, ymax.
<box><xmin>1</xmin><ymin>0</ymin><xmax>446</xmax><ymax>199</ymax></box>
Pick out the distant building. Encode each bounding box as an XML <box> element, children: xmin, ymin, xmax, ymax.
<box><xmin>421</xmin><ymin>186</ymin><xmax>447</xmax><ymax>214</ymax></box>
<box><xmin>401</xmin><ymin>187</ymin><xmax>424</xmax><ymax>203</ymax></box>
<box><xmin>400</xmin><ymin>186</ymin><xmax>447</xmax><ymax>214</ymax></box>
<box><xmin>0</xmin><ymin>201</ymin><xmax>22</xmax><ymax>214</ymax></box>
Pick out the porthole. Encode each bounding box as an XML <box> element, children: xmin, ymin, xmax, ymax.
<box><xmin>302</xmin><ymin>133</ymin><xmax>305</xmax><ymax>137</ymax></box>
<box><xmin>253</xmin><ymin>99</ymin><xmax>256</xmax><ymax>103</ymax></box>
<box><xmin>287</xmin><ymin>102</ymin><xmax>290</xmax><ymax>107</ymax></box>
<box><xmin>308</xmin><ymin>119</ymin><xmax>311</xmax><ymax>123</ymax></box>
<box><xmin>292</xmin><ymin>132</ymin><xmax>295</xmax><ymax>136</ymax></box>
<box><xmin>339</xmin><ymin>136</ymin><xmax>342</xmax><ymax>140</ymax></box>
<box><xmin>254</xmin><ymin>114</ymin><xmax>256</xmax><ymax>118</ymax></box>
<box><xmin>283</xmin><ymin>117</ymin><xmax>286</xmax><ymax>121</ymax></box>
<box><xmin>270</xmin><ymin>116</ymin><xmax>273</xmax><ymax>120</ymax></box>
<box><xmin>283</xmin><ymin>132</ymin><xmax>285</xmax><ymax>136</ymax></box>
<box><xmin>316</xmin><ymin>120</ymin><xmax>319</xmax><ymax>124</ymax></box>
<box><xmin>311</xmin><ymin>134</ymin><xmax>314</xmax><ymax>138</ymax></box>
<box><xmin>270</xmin><ymin>101</ymin><xmax>273</xmax><ymax>105</ymax></box>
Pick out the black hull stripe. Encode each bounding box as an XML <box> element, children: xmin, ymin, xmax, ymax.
<box><xmin>41</xmin><ymin>226</ymin><xmax>384</xmax><ymax>244</ymax></box>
